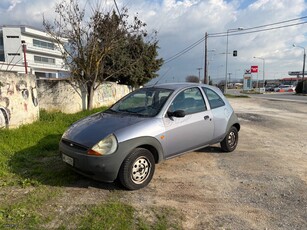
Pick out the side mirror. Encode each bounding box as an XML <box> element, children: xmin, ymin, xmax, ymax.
<box><xmin>167</xmin><ymin>110</ymin><xmax>186</xmax><ymax>118</ymax></box>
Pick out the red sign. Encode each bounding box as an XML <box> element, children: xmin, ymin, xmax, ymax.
<box><xmin>251</xmin><ymin>66</ymin><xmax>258</xmax><ymax>73</ymax></box>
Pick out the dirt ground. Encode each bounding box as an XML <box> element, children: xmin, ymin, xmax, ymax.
<box><xmin>58</xmin><ymin>97</ymin><xmax>307</xmax><ymax>229</ymax></box>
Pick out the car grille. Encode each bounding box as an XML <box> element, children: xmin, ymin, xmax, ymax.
<box><xmin>61</xmin><ymin>139</ymin><xmax>88</xmax><ymax>151</ymax></box>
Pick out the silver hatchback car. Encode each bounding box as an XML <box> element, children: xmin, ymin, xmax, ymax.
<box><xmin>60</xmin><ymin>83</ymin><xmax>240</xmax><ymax>190</ymax></box>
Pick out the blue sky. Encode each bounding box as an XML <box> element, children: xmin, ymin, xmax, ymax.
<box><xmin>1</xmin><ymin>0</ymin><xmax>307</xmax><ymax>84</ymax></box>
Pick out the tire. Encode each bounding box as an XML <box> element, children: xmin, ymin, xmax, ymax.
<box><xmin>220</xmin><ymin>126</ymin><xmax>238</xmax><ymax>152</ymax></box>
<box><xmin>119</xmin><ymin>148</ymin><xmax>155</xmax><ymax>190</ymax></box>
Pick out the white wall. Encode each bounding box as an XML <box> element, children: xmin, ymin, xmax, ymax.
<box><xmin>0</xmin><ymin>72</ymin><xmax>131</xmax><ymax>128</ymax></box>
<box><xmin>37</xmin><ymin>79</ymin><xmax>131</xmax><ymax>114</ymax></box>
<box><xmin>0</xmin><ymin>72</ymin><xmax>39</xmax><ymax>128</ymax></box>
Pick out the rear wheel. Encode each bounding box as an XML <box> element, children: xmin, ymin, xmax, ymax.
<box><xmin>220</xmin><ymin>126</ymin><xmax>238</xmax><ymax>152</ymax></box>
<box><xmin>119</xmin><ymin>148</ymin><xmax>155</xmax><ymax>190</ymax></box>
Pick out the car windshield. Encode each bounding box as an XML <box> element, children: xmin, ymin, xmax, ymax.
<box><xmin>109</xmin><ymin>87</ymin><xmax>173</xmax><ymax>117</ymax></box>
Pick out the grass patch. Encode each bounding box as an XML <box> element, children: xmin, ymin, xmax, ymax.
<box><xmin>0</xmin><ymin>186</ymin><xmax>61</xmax><ymax>229</ymax></box>
<box><xmin>79</xmin><ymin>200</ymin><xmax>136</xmax><ymax>230</ymax></box>
<box><xmin>0</xmin><ymin>107</ymin><xmax>183</xmax><ymax>229</ymax></box>
<box><xmin>0</xmin><ymin>108</ymin><xmax>105</xmax><ymax>187</ymax></box>
<box><xmin>77</xmin><ymin>201</ymin><xmax>183</xmax><ymax>230</ymax></box>
<box><xmin>225</xmin><ymin>94</ymin><xmax>249</xmax><ymax>98</ymax></box>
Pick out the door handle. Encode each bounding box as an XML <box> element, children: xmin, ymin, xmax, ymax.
<box><xmin>204</xmin><ymin>115</ymin><xmax>210</xmax><ymax>120</ymax></box>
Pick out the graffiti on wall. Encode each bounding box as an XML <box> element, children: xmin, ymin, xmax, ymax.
<box><xmin>0</xmin><ymin>78</ymin><xmax>38</xmax><ymax>128</ymax></box>
<box><xmin>97</xmin><ymin>83</ymin><xmax>117</xmax><ymax>103</ymax></box>
<box><xmin>0</xmin><ymin>81</ymin><xmax>11</xmax><ymax>128</ymax></box>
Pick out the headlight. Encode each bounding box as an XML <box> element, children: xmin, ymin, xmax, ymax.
<box><xmin>87</xmin><ymin>134</ymin><xmax>118</xmax><ymax>156</ymax></box>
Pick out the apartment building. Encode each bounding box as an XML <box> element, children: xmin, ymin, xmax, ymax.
<box><xmin>0</xmin><ymin>25</ymin><xmax>69</xmax><ymax>78</ymax></box>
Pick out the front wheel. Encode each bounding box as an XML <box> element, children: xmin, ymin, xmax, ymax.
<box><xmin>118</xmin><ymin>148</ymin><xmax>155</xmax><ymax>190</ymax></box>
<box><xmin>220</xmin><ymin>126</ymin><xmax>239</xmax><ymax>152</ymax></box>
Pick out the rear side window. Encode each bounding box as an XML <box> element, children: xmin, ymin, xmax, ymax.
<box><xmin>202</xmin><ymin>87</ymin><xmax>225</xmax><ymax>109</ymax></box>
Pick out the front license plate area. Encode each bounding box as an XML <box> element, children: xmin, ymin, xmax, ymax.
<box><xmin>62</xmin><ymin>154</ymin><xmax>74</xmax><ymax>166</ymax></box>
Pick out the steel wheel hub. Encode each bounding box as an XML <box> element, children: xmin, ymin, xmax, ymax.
<box><xmin>228</xmin><ymin>131</ymin><xmax>236</xmax><ymax>147</ymax></box>
<box><xmin>131</xmin><ymin>156</ymin><xmax>151</xmax><ymax>184</ymax></box>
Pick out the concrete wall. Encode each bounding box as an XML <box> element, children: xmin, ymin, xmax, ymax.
<box><xmin>0</xmin><ymin>72</ymin><xmax>39</xmax><ymax>128</ymax></box>
<box><xmin>37</xmin><ymin>79</ymin><xmax>131</xmax><ymax>114</ymax></box>
<box><xmin>0</xmin><ymin>72</ymin><xmax>130</xmax><ymax>128</ymax></box>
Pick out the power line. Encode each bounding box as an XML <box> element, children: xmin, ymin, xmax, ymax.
<box><xmin>207</xmin><ymin>15</ymin><xmax>307</xmax><ymax>37</ymax></box>
<box><xmin>164</xmin><ymin>38</ymin><xmax>205</xmax><ymax>64</ymax></box>
<box><xmin>164</xmin><ymin>16</ymin><xmax>307</xmax><ymax>63</ymax></box>
<box><xmin>209</xmin><ymin>21</ymin><xmax>307</xmax><ymax>38</ymax></box>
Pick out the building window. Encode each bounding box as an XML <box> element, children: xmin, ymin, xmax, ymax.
<box><xmin>6</xmin><ymin>36</ymin><xmax>19</xmax><ymax>38</ymax></box>
<box><xmin>8</xmin><ymin>53</ymin><xmax>21</xmax><ymax>56</ymax></box>
<box><xmin>33</xmin><ymin>39</ymin><xmax>55</xmax><ymax>50</ymax></box>
<box><xmin>34</xmin><ymin>55</ymin><xmax>55</xmax><ymax>65</ymax></box>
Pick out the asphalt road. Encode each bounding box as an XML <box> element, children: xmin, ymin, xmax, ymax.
<box><xmin>228</xmin><ymin>89</ymin><xmax>307</xmax><ymax>103</ymax></box>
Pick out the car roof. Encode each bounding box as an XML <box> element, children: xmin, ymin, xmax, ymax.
<box><xmin>145</xmin><ymin>82</ymin><xmax>215</xmax><ymax>91</ymax></box>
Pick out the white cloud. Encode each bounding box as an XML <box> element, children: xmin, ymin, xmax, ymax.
<box><xmin>1</xmin><ymin>0</ymin><xmax>307</xmax><ymax>82</ymax></box>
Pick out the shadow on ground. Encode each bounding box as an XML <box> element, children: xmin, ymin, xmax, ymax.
<box><xmin>8</xmin><ymin>134</ymin><xmax>122</xmax><ymax>190</ymax></box>
<box><xmin>196</xmin><ymin>145</ymin><xmax>224</xmax><ymax>154</ymax></box>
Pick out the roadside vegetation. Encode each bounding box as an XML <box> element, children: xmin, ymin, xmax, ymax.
<box><xmin>0</xmin><ymin>108</ymin><xmax>182</xmax><ymax>229</ymax></box>
<box><xmin>225</xmin><ymin>94</ymin><xmax>249</xmax><ymax>98</ymax></box>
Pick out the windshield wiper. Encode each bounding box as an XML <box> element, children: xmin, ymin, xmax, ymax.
<box><xmin>117</xmin><ymin>108</ymin><xmax>152</xmax><ymax>117</ymax></box>
<box><xmin>118</xmin><ymin>108</ymin><xmax>137</xmax><ymax>114</ymax></box>
<box><xmin>105</xmin><ymin>108</ymin><xmax>119</xmax><ymax>113</ymax></box>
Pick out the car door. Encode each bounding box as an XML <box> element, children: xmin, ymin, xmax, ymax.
<box><xmin>202</xmin><ymin>87</ymin><xmax>229</xmax><ymax>139</ymax></box>
<box><xmin>162</xmin><ymin>87</ymin><xmax>214</xmax><ymax>158</ymax></box>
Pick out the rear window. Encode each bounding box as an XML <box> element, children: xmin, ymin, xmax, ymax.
<box><xmin>202</xmin><ymin>87</ymin><xmax>225</xmax><ymax>109</ymax></box>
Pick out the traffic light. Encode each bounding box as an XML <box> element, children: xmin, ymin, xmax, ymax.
<box><xmin>233</xmin><ymin>50</ymin><xmax>237</xmax><ymax>56</ymax></box>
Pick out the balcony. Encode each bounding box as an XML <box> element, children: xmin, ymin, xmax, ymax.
<box><xmin>26</xmin><ymin>44</ymin><xmax>63</xmax><ymax>57</ymax></box>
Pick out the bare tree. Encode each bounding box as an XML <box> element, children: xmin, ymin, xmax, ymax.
<box><xmin>43</xmin><ymin>0</ymin><xmax>162</xmax><ymax>110</ymax></box>
<box><xmin>186</xmin><ymin>75</ymin><xmax>200</xmax><ymax>83</ymax></box>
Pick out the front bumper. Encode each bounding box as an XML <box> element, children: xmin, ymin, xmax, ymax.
<box><xmin>59</xmin><ymin>135</ymin><xmax>165</xmax><ymax>183</ymax></box>
<box><xmin>59</xmin><ymin>139</ymin><xmax>125</xmax><ymax>182</ymax></box>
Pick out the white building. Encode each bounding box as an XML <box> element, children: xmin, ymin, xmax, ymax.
<box><xmin>0</xmin><ymin>25</ymin><xmax>69</xmax><ymax>78</ymax></box>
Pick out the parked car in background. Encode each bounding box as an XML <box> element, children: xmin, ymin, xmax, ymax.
<box><xmin>265</xmin><ymin>84</ymin><xmax>277</xmax><ymax>92</ymax></box>
<box><xmin>274</xmin><ymin>84</ymin><xmax>296</xmax><ymax>92</ymax></box>
<box><xmin>59</xmin><ymin>83</ymin><xmax>240</xmax><ymax>190</ymax></box>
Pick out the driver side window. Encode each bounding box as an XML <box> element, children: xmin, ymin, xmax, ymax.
<box><xmin>169</xmin><ymin>88</ymin><xmax>206</xmax><ymax>114</ymax></box>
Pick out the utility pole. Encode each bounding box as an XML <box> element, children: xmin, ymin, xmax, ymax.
<box><xmin>293</xmin><ymin>44</ymin><xmax>306</xmax><ymax>93</ymax></box>
<box><xmin>204</xmin><ymin>32</ymin><xmax>208</xmax><ymax>84</ymax></box>
<box><xmin>21</xmin><ymin>40</ymin><xmax>28</xmax><ymax>74</ymax></box>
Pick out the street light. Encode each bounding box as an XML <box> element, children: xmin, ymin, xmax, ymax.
<box><xmin>225</xmin><ymin>27</ymin><xmax>243</xmax><ymax>94</ymax></box>
<box><xmin>206</xmin><ymin>49</ymin><xmax>216</xmax><ymax>84</ymax></box>
<box><xmin>197</xmin><ymin>67</ymin><xmax>202</xmax><ymax>83</ymax></box>
<box><xmin>292</xmin><ymin>44</ymin><xmax>305</xmax><ymax>81</ymax></box>
<box><xmin>253</xmin><ymin>56</ymin><xmax>265</xmax><ymax>88</ymax></box>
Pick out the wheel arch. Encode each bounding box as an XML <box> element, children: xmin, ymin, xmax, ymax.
<box><xmin>118</xmin><ymin>136</ymin><xmax>165</xmax><ymax>164</ymax></box>
<box><xmin>232</xmin><ymin>122</ymin><xmax>240</xmax><ymax>132</ymax></box>
<box><xmin>137</xmin><ymin>144</ymin><xmax>160</xmax><ymax>163</ymax></box>
<box><xmin>226</xmin><ymin>112</ymin><xmax>240</xmax><ymax>132</ymax></box>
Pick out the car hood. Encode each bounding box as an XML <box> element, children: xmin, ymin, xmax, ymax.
<box><xmin>62</xmin><ymin>111</ymin><xmax>147</xmax><ymax>147</ymax></box>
